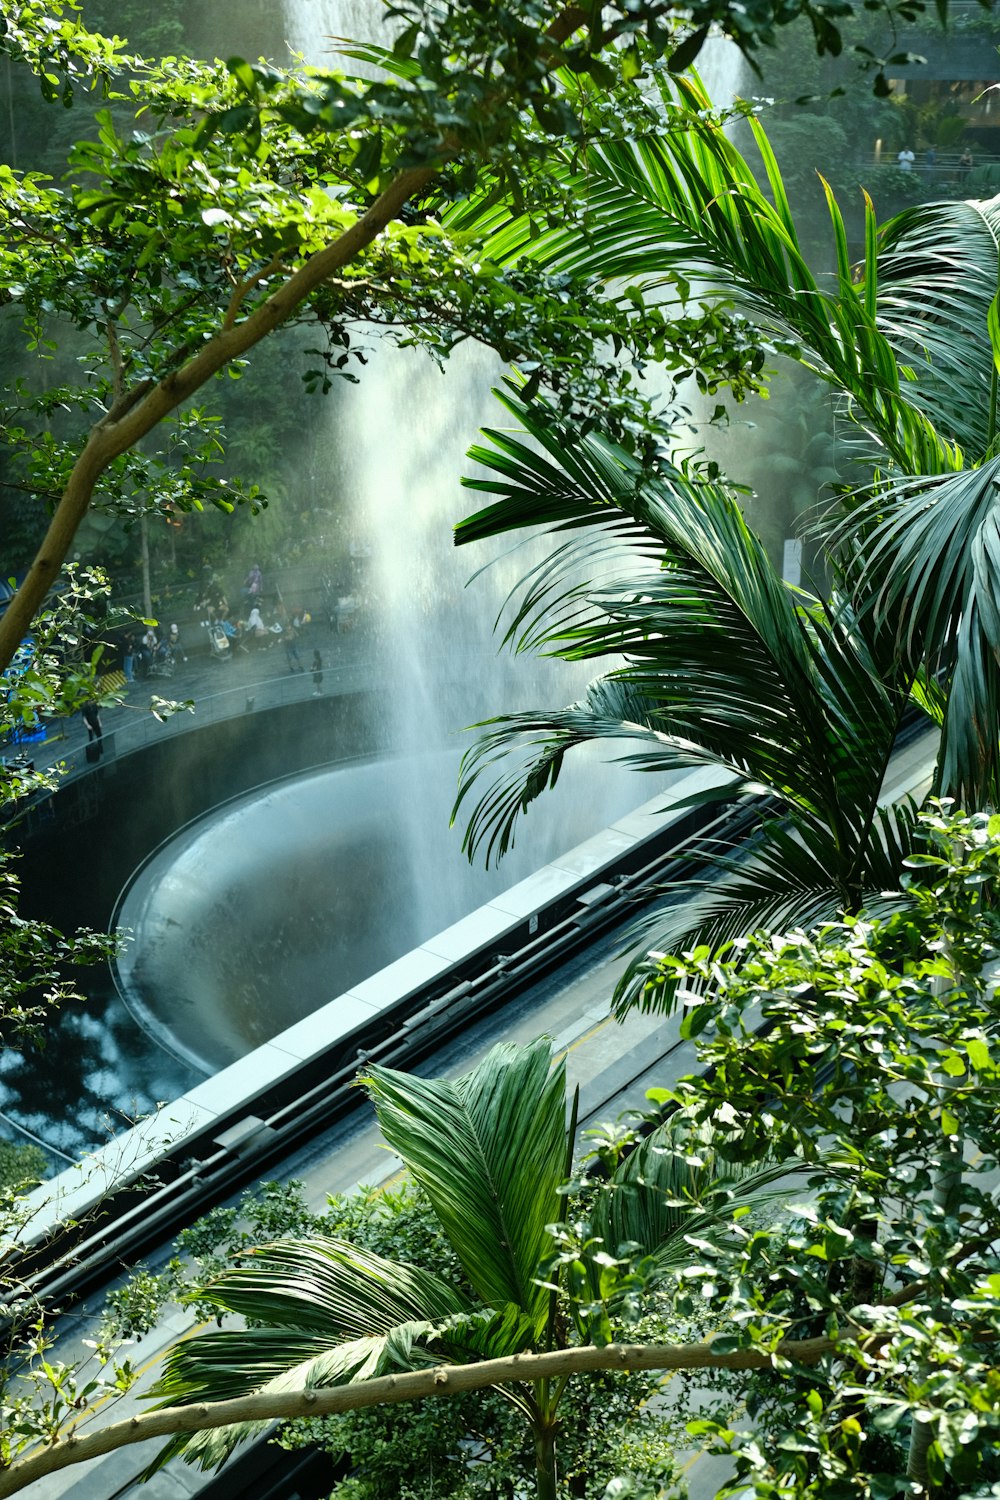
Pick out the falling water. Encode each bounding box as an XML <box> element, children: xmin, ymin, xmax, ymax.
<box><xmin>105</xmin><ymin>1</ymin><xmax>664</xmax><ymax>1074</ymax></box>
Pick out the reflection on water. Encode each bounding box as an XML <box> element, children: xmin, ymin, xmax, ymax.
<box><xmin>0</xmin><ymin>983</ymin><xmax>198</xmax><ymax>1164</ymax></box>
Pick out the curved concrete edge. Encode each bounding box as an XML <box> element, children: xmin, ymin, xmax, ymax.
<box><xmin>24</xmin><ymin>765</ymin><xmax>729</xmax><ymax>1237</ymax></box>
<box><xmin>25</xmin><ymin>728</ymin><xmax>938</xmax><ymax>1242</ymax></box>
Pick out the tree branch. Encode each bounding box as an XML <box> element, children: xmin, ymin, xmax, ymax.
<box><xmin>0</xmin><ymin>1337</ymin><xmax>838</xmax><ymax>1496</ymax></box>
<box><xmin>0</xmin><ymin>160</ymin><xmax>437</xmax><ymax>671</ymax></box>
<box><xmin>222</xmin><ymin>252</ymin><xmax>289</xmax><ymax>331</ymax></box>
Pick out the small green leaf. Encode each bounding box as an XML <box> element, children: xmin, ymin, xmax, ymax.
<box><xmin>967</xmin><ymin>1037</ymin><xmax>991</xmax><ymax>1072</ymax></box>
<box><xmin>226</xmin><ymin>56</ymin><xmax>258</xmax><ymax>95</ymax></box>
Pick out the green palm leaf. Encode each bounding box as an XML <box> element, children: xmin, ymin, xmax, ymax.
<box><xmin>454</xmin><ymin>677</ymin><xmax>760</xmax><ymax>868</ymax></box>
<box><xmin>456</xmin><ymin>393</ymin><xmax>910</xmax><ymax>896</ymax></box>
<box><xmin>592</xmin><ymin>1111</ymin><xmax>803</xmax><ymax>1287</ymax></box>
<box><xmin>874</xmin><ymin>196</ymin><xmax>1000</xmax><ymax>455</ymax></box>
<box><xmin>449</xmin><ymin>78</ymin><xmax>967</xmax><ymax>475</ymax></box>
<box><xmin>363</xmin><ymin>1038</ymin><xmax>567</xmax><ymax>1327</ymax></box>
<box><xmin>451</xmin><ymin>80</ymin><xmax>1000</xmax><ymax>821</ymax></box>
<box><xmin>149</xmin><ymin>1238</ymin><xmax>476</xmax><ymax>1471</ymax></box>
<box><xmin>834</xmin><ymin>456</ymin><xmax>1000</xmax><ymax>803</ymax></box>
<box><xmin>612</xmin><ymin>800</ymin><xmax>920</xmax><ymax>1015</ymax></box>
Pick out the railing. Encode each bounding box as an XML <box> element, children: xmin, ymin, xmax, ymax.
<box><xmin>4</xmin><ymin>652</ymin><xmax>379</xmax><ymax>788</ymax></box>
<box><xmin>2</xmin><ymin>645</ymin><xmax>503</xmax><ymax>800</ymax></box>
<box><xmin>862</xmin><ymin>150</ymin><xmax>1000</xmax><ymax>183</ymax></box>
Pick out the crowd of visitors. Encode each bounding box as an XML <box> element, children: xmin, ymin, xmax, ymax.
<box><xmin>112</xmin><ymin>562</ymin><xmax>349</xmax><ymax>691</ymax></box>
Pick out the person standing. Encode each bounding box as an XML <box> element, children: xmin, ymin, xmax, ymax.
<box><xmin>82</xmin><ymin>700</ymin><xmax>103</xmax><ymax>761</ymax></box>
<box><xmin>284</xmin><ymin>617</ymin><xmax>303</xmax><ymax>673</ymax></box>
<box><xmin>896</xmin><ymin>146</ymin><xmax>915</xmax><ymax>172</ymax></box>
<box><xmin>311</xmin><ymin>650</ymin><xmax>324</xmax><ymax>696</ymax></box>
<box><xmin>243</xmin><ymin>563</ymin><xmax>263</xmax><ymax>601</ymax></box>
<box><xmin>122</xmin><ymin>632</ymin><xmax>136</xmax><ymax>683</ymax></box>
<box><xmin>958</xmin><ymin>147</ymin><xmax>974</xmax><ymax>181</ymax></box>
<box><xmin>140</xmin><ymin>625</ymin><xmax>159</xmax><ymax>677</ymax></box>
<box><xmin>168</xmin><ymin>623</ymin><xmax>187</xmax><ymax>662</ymax></box>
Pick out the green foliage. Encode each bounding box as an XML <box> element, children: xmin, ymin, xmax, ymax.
<box><xmin>0</xmin><ymin>565</ymin><xmax>119</xmax><ymax>1043</ymax></box>
<box><xmin>279</xmin><ymin>1319</ymin><xmax>689</xmax><ymax>1500</ymax></box>
<box><xmin>147</xmin><ymin>1038</ymin><xmax>785</xmax><ymax>1493</ymax></box>
<box><xmin>451</xmin><ymin>84</ymin><xmax>1000</xmax><ymax>989</ymax></box>
<box><xmin>451</xmin><ymin>384</ymin><xmax>918</xmax><ymax>993</ymax></box>
<box><xmin>104</xmin><ymin>1182</ymin><xmax>495</xmax><ymax>1497</ymax></box>
<box><xmin>644</xmin><ymin>806</ymin><xmax>1000</xmax><ymax>1497</ymax></box>
<box><xmin>0</xmin><ymin>1139</ymin><xmax>46</xmax><ymax>1190</ymax></box>
<box><xmin>0</xmin><ymin>5</ymin><xmax>997</xmax><ymax>1491</ymax></box>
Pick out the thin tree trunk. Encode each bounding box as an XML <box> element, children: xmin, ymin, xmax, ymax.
<box><xmin>139</xmin><ymin>511</ymin><xmax>153</xmax><ymax>621</ymax></box>
<box><xmin>907</xmin><ymin>1415</ymin><xmax>934</xmax><ymax>1494</ymax></box>
<box><xmin>534</xmin><ymin>1414</ymin><xmax>559</xmax><ymax>1500</ymax></box>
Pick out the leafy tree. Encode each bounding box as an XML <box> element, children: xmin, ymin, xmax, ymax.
<box><xmin>0</xmin><ymin>566</ymin><xmax>121</xmax><ymax>1039</ymax></box>
<box><xmin>0</xmin><ymin>0</ymin><xmax>981</xmax><ymax>673</ymax></box>
<box><xmin>655</xmin><ymin>802</ymin><xmax>1000</xmax><ymax>1496</ymax></box>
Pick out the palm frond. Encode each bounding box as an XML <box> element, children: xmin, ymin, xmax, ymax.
<box><xmin>611</xmin><ymin>800</ymin><xmax>921</xmax><ymax>1016</ymax></box>
<box><xmin>456</xmin><ymin>393</ymin><xmax>908</xmax><ymax>873</ymax></box>
<box><xmin>874</xmin><ymin>196</ymin><xmax>1000</xmax><ymax>455</ymax></box>
<box><xmin>151</xmin><ymin>1230</ymin><xmax>473</xmax><ymax>1404</ymax></box>
<box><xmin>449</xmin><ymin>78</ymin><xmax>966</xmax><ymax>476</ymax></box>
<box><xmin>453</xmin><ymin>677</ymin><xmax>761</xmax><ymax>867</ymax></box>
<box><xmin>147</xmin><ymin>1233</ymin><xmax>547</xmax><ymax>1473</ymax></box>
<box><xmin>832</xmin><ymin>455</ymin><xmax>1000</xmax><ymax>803</ymax></box>
<box><xmin>591</xmin><ymin>1111</ymin><xmax>803</xmax><ymax>1290</ymax></box>
<box><xmin>363</xmin><ymin>1039</ymin><xmax>567</xmax><ymax>1327</ymax></box>
<box><xmin>147</xmin><ymin>1236</ymin><xmax>476</xmax><ymax>1469</ymax></box>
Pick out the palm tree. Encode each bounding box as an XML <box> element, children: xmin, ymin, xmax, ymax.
<box><xmin>149</xmin><ymin>1039</ymin><xmax>792</xmax><ymax>1495</ymax></box>
<box><xmin>445</xmin><ymin>81</ymin><xmax>1000</xmax><ymax>1005</ymax></box>
<box><xmin>453</xmin><ymin>387</ymin><xmax>919</xmax><ymax>1011</ymax></box>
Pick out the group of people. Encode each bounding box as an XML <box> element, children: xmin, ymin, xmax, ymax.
<box><xmin>121</xmin><ymin>623</ymin><xmax>185</xmax><ymax>682</ymax></box>
<box><xmin>896</xmin><ymin>144</ymin><xmax>975</xmax><ymax>177</ymax></box>
<box><xmin>196</xmin><ymin>566</ymin><xmax>326</xmax><ymax>689</ymax></box>
<box><xmin>88</xmin><ymin>564</ymin><xmax>332</xmax><ymax>766</ymax></box>
<box><xmin>115</xmin><ymin>563</ymin><xmax>331</xmax><ymax>690</ymax></box>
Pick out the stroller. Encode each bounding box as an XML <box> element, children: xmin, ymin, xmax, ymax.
<box><xmin>138</xmin><ymin>633</ymin><xmax>174</xmax><ymax>679</ymax></box>
<box><xmin>204</xmin><ymin>621</ymin><xmax>232</xmax><ymax>662</ymax></box>
<box><xmin>146</xmin><ymin>646</ymin><xmax>175</xmax><ymax>680</ymax></box>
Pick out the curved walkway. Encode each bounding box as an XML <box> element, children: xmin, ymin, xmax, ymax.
<box><xmin>7</xmin><ymin>623</ymin><xmax>386</xmax><ymax>788</ymax></box>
